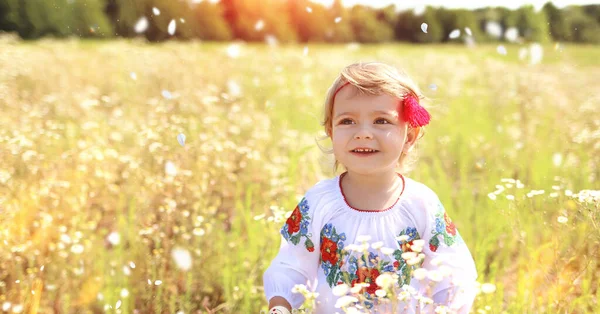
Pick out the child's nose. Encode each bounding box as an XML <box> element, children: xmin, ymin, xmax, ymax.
<box><xmin>354</xmin><ymin>126</ymin><xmax>373</xmax><ymax>140</ymax></box>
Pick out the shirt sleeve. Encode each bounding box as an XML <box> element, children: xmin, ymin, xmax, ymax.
<box><xmin>263</xmin><ymin>195</ymin><xmax>321</xmax><ymax>309</ymax></box>
<box><xmin>415</xmin><ymin>191</ymin><xmax>478</xmax><ymax>313</ymax></box>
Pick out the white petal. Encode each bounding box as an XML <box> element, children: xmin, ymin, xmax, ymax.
<box><xmin>380</xmin><ymin>247</ymin><xmax>394</xmax><ymax>255</ymax></box>
<box><xmin>264</xmin><ymin>35</ymin><xmax>278</xmax><ymax>47</ymax></box>
<box><xmin>412</xmin><ymin>239</ymin><xmax>425</xmax><ymax>247</ymax></box>
<box><xmin>449</xmin><ymin>29</ymin><xmax>461</xmax><ymax>39</ymax></box>
<box><xmin>335</xmin><ymin>296</ymin><xmax>358</xmax><ymax>308</ymax></box>
<box><xmin>529</xmin><ymin>43</ymin><xmax>543</xmax><ymax>65</ymax></box>
<box><xmin>306</xmin><ymin>7</ymin><xmax>312</xmax><ymax>13</ymax></box>
<box><xmin>375</xmin><ymin>273</ymin><xmax>394</xmax><ymax>288</ymax></box>
<box><xmin>70</xmin><ymin>244</ymin><xmax>84</xmax><ymax>254</ymax></box>
<box><xmin>481</xmin><ymin>283</ymin><xmax>496</xmax><ymax>294</ymax></box>
<box><xmin>335</xmin><ymin>17</ymin><xmax>342</xmax><ymax>23</ymax></box>
<box><xmin>504</xmin><ymin>27</ymin><xmax>519</xmax><ymax>43</ymax></box>
<box><xmin>401</xmin><ymin>252</ymin><xmax>417</xmax><ymax>260</ymax></box>
<box><xmin>421</xmin><ymin>23</ymin><xmax>428</xmax><ymax>33</ymax></box>
<box><xmin>168</xmin><ymin>19</ymin><xmax>176</xmax><ymax>36</ymax></box>
<box><xmin>254</xmin><ymin>20</ymin><xmax>264</xmax><ymax>31</ymax></box>
<box><xmin>162</xmin><ymin>90</ymin><xmax>173</xmax><ymax>99</ymax></box>
<box><xmin>553</xmin><ymin>153</ymin><xmax>563</xmax><ymax>166</ymax></box>
<box><xmin>332</xmin><ymin>284</ymin><xmax>349</xmax><ymax>296</ymax></box>
<box><xmin>396</xmin><ymin>235</ymin><xmax>409</xmax><ymax>242</ymax></box>
<box><xmin>227</xmin><ymin>79</ymin><xmax>242</xmax><ymax>97</ymax></box>
<box><xmin>413</xmin><ymin>268</ymin><xmax>427</xmax><ymax>280</ymax></box>
<box><xmin>152</xmin><ymin>7</ymin><xmax>160</xmax><ymax>16</ymax></box>
<box><xmin>485</xmin><ymin>21</ymin><xmax>502</xmax><ymax>38</ymax></box>
<box><xmin>177</xmin><ymin>133</ymin><xmax>186</xmax><ymax>147</ymax></box>
<box><xmin>371</xmin><ymin>241</ymin><xmax>384</xmax><ymax>249</ymax></box>
<box><xmin>115</xmin><ymin>300</ymin><xmax>121</xmax><ymax>309</ymax></box>
<box><xmin>497</xmin><ymin>45</ymin><xmax>507</xmax><ymax>55</ymax></box>
<box><xmin>465</xmin><ymin>27</ymin><xmax>472</xmax><ymax>36</ymax></box>
<box><xmin>107</xmin><ymin>232</ymin><xmax>121</xmax><ymax>245</ymax></box>
<box><xmin>226</xmin><ymin>44</ymin><xmax>241</xmax><ymax>58</ymax></box>
<box><xmin>171</xmin><ymin>247</ymin><xmax>193</xmax><ymax>271</ymax></box>
<box><xmin>11</xmin><ymin>304</ymin><xmax>23</xmax><ymax>313</ymax></box>
<box><xmin>165</xmin><ymin>161</ymin><xmax>177</xmax><ymax>177</ymax></box>
<box><xmin>134</xmin><ymin>17</ymin><xmax>149</xmax><ymax>34</ymax></box>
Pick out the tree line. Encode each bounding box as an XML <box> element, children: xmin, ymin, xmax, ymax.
<box><xmin>0</xmin><ymin>0</ymin><xmax>599</xmax><ymax>43</ymax></box>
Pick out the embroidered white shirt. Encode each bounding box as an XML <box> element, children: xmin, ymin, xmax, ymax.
<box><xmin>263</xmin><ymin>173</ymin><xmax>478</xmax><ymax>313</ymax></box>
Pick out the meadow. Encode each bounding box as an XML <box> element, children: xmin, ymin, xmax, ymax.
<box><xmin>0</xmin><ymin>34</ymin><xmax>599</xmax><ymax>313</ymax></box>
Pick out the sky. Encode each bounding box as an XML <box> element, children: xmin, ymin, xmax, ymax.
<box><xmin>312</xmin><ymin>0</ymin><xmax>600</xmax><ymax>10</ymax></box>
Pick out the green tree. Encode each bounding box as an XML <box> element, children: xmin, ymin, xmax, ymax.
<box><xmin>515</xmin><ymin>5</ymin><xmax>550</xmax><ymax>43</ymax></box>
<box><xmin>581</xmin><ymin>4</ymin><xmax>600</xmax><ymax>24</ymax></box>
<box><xmin>327</xmin><ymin>0</ymin><xmax>354</xmax><ymax>42</ymax></box>
<box><xmin>0</xmin><ymin>0</ymin><xmax>21</xmax><ymax>33</ymax></box>
<box><xmin>473</xmin><ymin>7</ymin><xmax>503</xmax><ymax>43</ymax></box>
<box><xmin>106</xmin><ymin>0</ymin><xmax>146</xmax><ymax>37</ymax></box>
<box><xmin>397</xmin><ymin>7</ymin><xmax>443</xmax><ymax>43</ymax></box>
<box><xmin>349</xmin><ymin>5</ymin><xmax>394</xmax><ymax>43</ymax></box>
<box><xmin>3</xmin><ymin>0</ymin><xmax>108</xmax><ymax>39</ymax></box>
<box><xmin>376</xmin><ymin>4</ymin><xmax>398</xmax><ymax>28</ymax></box>
<box><xmin>542</xmin><ymin>2</ymin><xmax>570</xmax><ymax>41</ymax></box>
<box><xmin>71</xmin><ymin>0</ymin><xmax>113</xmax><ymax>38</ymax></box>
<box><xmin>499</xmin><ymin>6</ymin><xmax>517</xmax><ymax>33</ymax></box>
<box><xmin>436</xmin><ymin>8</ymin><xmax>480</xmax><ymax>42</ymax></box>
<box><xmin>141</xmin><ymin>0</ymin><xmax>197</xmax><ymax>41</ymax></box>
<box><xmin>564</xmin><ymin>5</ymin><xmax>600</xmax><ymax>43</ymax></box>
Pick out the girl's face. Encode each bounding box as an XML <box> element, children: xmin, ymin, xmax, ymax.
<box><xmin>330</xmin><ymin>86</ymin><xmax>416</xmax><ymax>175</ymax></box>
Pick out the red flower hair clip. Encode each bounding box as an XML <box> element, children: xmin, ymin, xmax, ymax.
<box><xmin>400</xmin><ymin>93</ymin><xmax>430</xmax><ymax>128</ymax></box>
<box><xmin>332</xmin><ymin>82</ymin><xmax>431</xmax><ymax>128</ymax></box>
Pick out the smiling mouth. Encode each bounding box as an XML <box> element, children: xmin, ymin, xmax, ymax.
<box><xmin>350</xmin><ymin>148</ymin><xmax>379</xmax><ymax>154</ymax></box>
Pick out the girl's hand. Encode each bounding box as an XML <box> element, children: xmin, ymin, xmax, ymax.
<box><xmin>268</xmin><ymin>296</ymin><xmax>292</xmax><ymax>312</ymax></box>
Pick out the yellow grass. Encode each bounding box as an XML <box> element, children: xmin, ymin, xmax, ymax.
<box><xmin>0</xmin><ymin>36</ymin><xmax>599</xmax><ymax>313</ymax></box>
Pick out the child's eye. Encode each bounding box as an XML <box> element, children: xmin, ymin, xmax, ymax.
<box><xmin>375</xmin><ymin>118</ymin><xmax>391</xmax><ymax>124</ymax></box>
<box><xmin>339</xmin><ymin>118</ymin><xmax>354</xmax><ymax>125</ymax></box>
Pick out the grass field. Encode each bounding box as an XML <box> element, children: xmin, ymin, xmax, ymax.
<box><xmin>0</xmin><ymin>36</ymin><xmax>599</xmax><ymax>313</ymax></box>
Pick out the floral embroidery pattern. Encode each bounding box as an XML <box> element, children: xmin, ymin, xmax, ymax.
<box><xmin>429</xmin><ymin>203</ymin><xmax>464</xmax><ymax>252</ymax></box>
<box><xmin>321</xmin><ymin>226</ymin><xmax>420</xmax><ymax>310</ymax></box>
<box><xmin>280</xmin><ymin>197</ymin><xmax>315</xmax><ymax>252</ymax></box>
<box><xmin>336</xmin><ymin>251</ymin><xmax>391</xmax><ymax>309</ymax></box>
<box><xmin>314</xmin><ymin>213</ymin><xmax>463</xmax><ymax>310</ymax></box>
<box><xmin>392</xmin><ymin>227</ymin><xmax>423</xmax><ymax>286</ymax></box>
<box><xmin>319</xmin><ymin>223</ymin><xmax>347</xmax><ymax>283</ymax></box>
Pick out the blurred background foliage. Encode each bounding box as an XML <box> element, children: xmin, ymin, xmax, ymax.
<box><xmin>0</xmin><ymin>0</ymin><xmax>599</xmax><ymax>43</ymax></box>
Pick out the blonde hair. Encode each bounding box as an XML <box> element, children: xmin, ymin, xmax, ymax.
<box><xmin>316</xmin><ymin>62</ymin><xmax>428</xmax><ymax>174</ymax></box>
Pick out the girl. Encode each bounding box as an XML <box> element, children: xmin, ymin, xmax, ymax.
<box><xmin>263</xmin><ymin>62</ymin><xmax>478</xmax><ymax>314</ymax></box>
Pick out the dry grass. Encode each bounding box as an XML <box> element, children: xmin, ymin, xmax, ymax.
<box><xmin>0</xmin><ymin>36</ymin><xmax>599</xmax><ymax>313</ymax></box>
